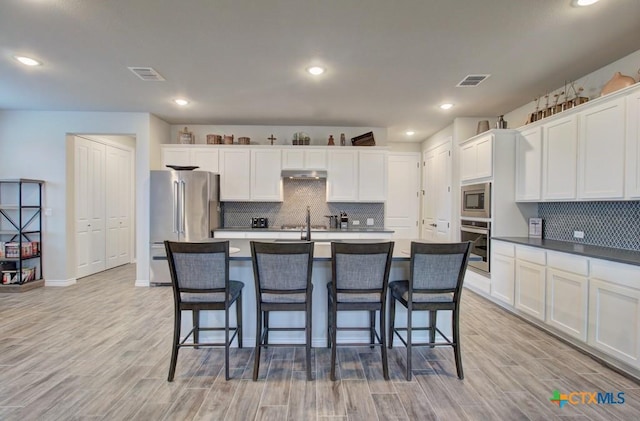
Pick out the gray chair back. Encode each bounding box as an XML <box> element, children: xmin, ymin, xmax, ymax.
<box><xmin>332</xmin><ymin>242</ymin><xmax>394</xmax><ymax>291</ymax></box>
<box><xmin>410</xmin><ymin>242</ymin><xmax>471</xmax><ymax>295</ymax></box>
<box><xmin>165</xmin><ymin>241</ymin><xmax>229</xmax><ymax>295</ymax></box>
<box><xmin>251</xmin><ymin>241</ymin><xmax>314</xmax><ymax>297</ymax></box>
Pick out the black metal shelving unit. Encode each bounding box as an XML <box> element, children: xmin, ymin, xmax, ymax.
<box><xmin>0</xmin><ymin>179</ymin><xmax>44</xmax><ymax>292</ymax></box>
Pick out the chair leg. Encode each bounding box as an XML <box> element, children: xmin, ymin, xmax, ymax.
<box><xmin>192</xmin><ymin>309</ymin><xmax>199</xmax><ymax>349</ymax></box>
<box><xmin>380</xmin><ymin>308</ymin><xmax>389</xmax><ymax>380</ymax></box>
<box><xmin>236</xmin><ymin>295</ymin><xmax>243</xmax><ymax>349</ymax></box>
<box><xmin>453</xmin><ymin>308</ymin><xmax>464</xmax><ymax>380</ymax></box>
<box><xmin>327</xmin><ymin>294</ymin><xmax>332</xmax><ymax>348</ymax></box>
<box><xmin>225</xmin><ymin>306</ymin><xmax>230</xmax><ymax>381</ymax></box>
<box><xmin>307</xmin><ymin>301</ymin><xmax>313</xmax><ymax>381</ymax></box>
<box><xmin>429</xmin><ymin>311</ymin><xmax>437</xmax><ymax>348</ymax></box>
<box><xmin>264</xmin><ymin>311</ymin><xmax>269</xmax><ymax>349</ymax></box>
<box><xmin>369</xmin><ymin>310</ymin><xmax>375</xmax><ymax>349</ymax></box>
<box><xmin>168</xmin><ymin>309</ymin><xmax>181</xmax><ymax>382</ymax></box>
<box><xmin>253</xmin><ymin>309</ymin><xmax>262</xmax><ymax>381</ymax></box>
<box><xmin>388</xmin><ymin>296</ymin><xmax>396</xmax><ymax>349</ymax></box>
<box><xmin>406</xmin><ymin>305</ymin><xmax>412</xmax><ymax>381</ymax></box>
<box><xmin>330</xmin><ymin>304</ymin><xmax>337</xmax><ymax>381</ymax></box>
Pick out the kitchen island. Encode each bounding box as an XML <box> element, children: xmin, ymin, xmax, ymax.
<box><xmin>176</xmin><ymin>238</ymin><xmax>451</xmax><ymax>347</ymax></box>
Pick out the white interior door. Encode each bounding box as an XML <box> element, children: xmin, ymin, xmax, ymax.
<box><xmin>422</xmin><ymin>150</ymin><xmax>437</xmax><ymax>241</ymax></box>
<box><xmin>106</xmin><ymin>145</ymin><xmax>132</xmax><ymax>269</ymax></box>
<box><xmin>435</xmin><ymin>142</ymin><xmax>452</xmax><ymax>241</ymax></box>
<box><xmin>75</xmin><ymin>137</ymin><xmax>106</xmax><ymax>278</ymax></box>
<box><xmin>385</xmin><ymin>153</ymin><xmax>420</xmax><ymax>239</ymax></box>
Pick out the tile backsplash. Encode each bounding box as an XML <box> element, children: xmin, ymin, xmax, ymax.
<box><xmin>223</xmin><ymin>179</ymin><xmax>384</xmax><ymax>228</ymax></box>
<box><xmin>538</xmin><ymin>201</ymin><xmax>640</xmax><ymax>251</ymax></box>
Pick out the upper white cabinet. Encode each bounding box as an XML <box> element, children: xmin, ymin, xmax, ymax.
<box><xmin>542</xmin><ymin>115</ymin><xmax>578</xmax><ymax>200</ymax></box>
<box><xmin>460</xmin><ymin>133</ymin><xmax>493</xmax><ymax>182</ymax></box>
<box><xmin>327</xmin><ymin>149</ymin><xmax>358</xmax><ymax>201</ymax></box>
<box><xmin>282</xmin><ymin>148</ymin><xmax>327</xmax><ymax>170</ymax></box>
<box><xmin>161</xmin><ymin>146</ymin><xmax>219</xmax><ymax>173</ymax></box>
<box><xmin>358</xmin><ymin>149</ymin><xmax>387</xmax><ymax>202</ymax></box>
<box><xmin>626</xmin><ymin>88</ymin><xmax>640</xmax><ymax>198</ymax></box>
<box><xmin>577</xmin><ymin>96</ymin><xmax>625</xmax><ymax>199</ymax></box>
<box><xmin>515</xmin><ymin>126</ymin><xmax>542</xmax><ymax>201</ymax></box>
<box><xmin>251</xmin><ymin>149</ymin><xmax>283</xmax><ymax>201</ymax></box>
<box><xmin>219</xmin><ymin>149</ymin><xmax>251</xmax><ymax>201</ymax></box>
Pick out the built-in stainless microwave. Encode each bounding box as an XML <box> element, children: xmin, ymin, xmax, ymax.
<box><xmin>461</xmin><ymin>182</ymin><xmax>491</xmax><ymax>219</ymax></box>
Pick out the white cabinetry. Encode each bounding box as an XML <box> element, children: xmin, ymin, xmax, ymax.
<box><xmin>589</xmin><ymin>259</ymin><xmax>640</xmax><ymax>369</ymax></box>
<box><xmin>578</xmin><ymin>96</ymin><xmax>625</xmax><ymax>199</ymax></box>
<box><xmin>282</xmin><ymin>148</ymin><xmax>327</xmax><ymax>170</ymax></box>
<box><xmin>358</xmin><ymin>149</ymin><xmax>387</xmax><ymax>202</ymax></box>
<box><xmin>460</xmin><ymin>133</ymin><xmax>493</xmax><ymax>182</ymax></box>
<box><xmin>219</xmin><ymin>149</ymin><xmax>251</xmax><ymax>201</ymax></box>
<box><xmin>251</xmin><ymin>149</ymin><xmax>282</xmax><ymax>201</ymax></box>
<box><xmin>542</xmin><ymin>115</ymin><xmax>578</xmax><ymax>200</ymax></box>
<box><xmin>515</xmin><ymin>126</ymin><xmax>543</xmax><ymax>201</ymax></box>
<box><xmin>490</xmin><ymin>240</ymin><xmax>515</xmax><ymax>306</ymax></box>
<box><xmin>327</xmin><ymin>149</ymin><xmax>358</xmax><ymax>201</ymax></box>
<box><xmin>626</xmin><ymin>88</ymin><xmax>640</xmax><ymax>198</ymax></box>
<box><xmin>161</xmin><ymin>146</ymin><xmax>219</xmax><ymax>173</ymax></box>
<box><xmin>514</xmin><ymin>246</ymin><xmax>546</xmax><ymax>321</ymax></box>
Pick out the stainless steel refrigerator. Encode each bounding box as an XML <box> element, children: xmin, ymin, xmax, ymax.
<box><xmin>149</xmin><ymin>170</ymin><xmax>220</xmax><ymax>285</ymax></box>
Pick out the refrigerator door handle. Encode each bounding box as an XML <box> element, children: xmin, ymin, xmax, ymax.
<box><xmin>173</xmin><ymin>180</ymin><xmax>179</xmax><ymax>233</ymax></box>
<box><xmin>180</xmin><ymin>180</ymin><xmax>186</xmax><ymax>234</ymax></box>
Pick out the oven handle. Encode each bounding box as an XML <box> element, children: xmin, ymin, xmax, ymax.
<box><xmin>461</xmin><ymin>226</ymin><xmax>490</xmax><ymax>235</ymax></box>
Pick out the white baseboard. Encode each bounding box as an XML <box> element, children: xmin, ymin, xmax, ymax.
<box><xmin>45</xmin><ymin>278</ymin><xmax>76</xmax><ymax>287</ymax></box>
<box><xmin>135</xmin><ymin>279</ymin><xmax>150</xmax><ymax>287</ymax></box>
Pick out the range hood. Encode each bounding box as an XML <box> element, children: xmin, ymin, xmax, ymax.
<box><xmin>281</xmin><ymin>170</ymin><xmax>327</xmax><ymax>179</ymax></box>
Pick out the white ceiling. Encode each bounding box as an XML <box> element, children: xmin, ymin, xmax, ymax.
<box><xmin>1</xmin><ymin>0</ymin><xmax>639</xmax><ymax>142</ymax></box>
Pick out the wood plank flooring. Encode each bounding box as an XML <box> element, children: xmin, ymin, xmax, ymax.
<box><xmin>1</xmin><ymin>264</ymin><xmax>639</xmax><ymax>420</ymax></box>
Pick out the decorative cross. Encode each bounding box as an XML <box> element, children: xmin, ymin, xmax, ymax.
<box><xmin>268</xmin><ymin>134</ymin><xmax>276</xmax><ymax>145</ymax></box>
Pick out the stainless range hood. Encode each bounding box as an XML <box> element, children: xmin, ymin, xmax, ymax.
<box><xmin>281</xmin><ymin>170</ymin><xmax>327</xmax><ymax>179</ymax></box>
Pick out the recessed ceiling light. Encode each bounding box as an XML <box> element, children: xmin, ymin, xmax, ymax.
<box><xmin>307</xmin><ymin>66</ymin><xmax>325</xmax><ymax>75</ymax></box>
<box><xmin>572</xmin><ymin>0</ymin><xmax>599</xmax><ymax>6</ymax></box>
<box><xmin>406</xmin><ymin>131</ymin><xmax>415</xmax><ymax>136</ymax></box>
<box><xmin>440</xmin><ymin>103</ymin><xmax>454</xmax><ymax>110</ymax></box>
<box><xmin>14</xmin><ymin>56</ymin><xmax>41</xmax><ymax>66</ymax></box>
<box><xmin>174</xmin><ymin>98</ymin><xmax>189</xmax><ymax>106</ymax></box>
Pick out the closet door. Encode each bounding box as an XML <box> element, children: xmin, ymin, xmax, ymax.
<box><xmin>105</xmin><ymin>146</ymin><xmax>132</xmax><ymax>269</ymax></box>
<box><xmin>75</xmin><ymin>137</ymin><xmax>106</xmax><ymax>278</ymax></box>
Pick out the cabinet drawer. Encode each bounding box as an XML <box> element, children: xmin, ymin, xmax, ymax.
<box><xmin>492</xmin><ymin>241</ymin><xmax>515</xmax><ymax>257</ymax></box>
<box><xmin>591</xmin><ymin>259</ymin><xmax>640</xmax><ymax>290</ymax></box>
<box><xmin>547</xmin><ymin>251</ymin><xmax>589</xmax><ymax>276</ymax></box>
<box><xmin>516</xmin><ymin>245</ymin><xmax>546</xmax><ymax>265</ymax></box>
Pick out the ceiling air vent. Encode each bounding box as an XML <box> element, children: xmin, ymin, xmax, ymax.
<box><xmin>456</xmin><ymin>74</ymin><xmax>490</xmax><ymax>87</ymax></box>
<box><xmin>127</xmin><ymin>67</ymin><xmax>165</xmax><ymax>81</ymax></box>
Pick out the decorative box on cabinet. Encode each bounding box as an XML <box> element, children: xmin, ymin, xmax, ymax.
<box><xmin>0</xmin><ymin>179</ymin><xmax>44</xmax><ymax>292</ymax></box>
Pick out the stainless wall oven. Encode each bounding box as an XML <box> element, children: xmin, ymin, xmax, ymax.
<box><xmin>461</xmin><ymin>182</ymin><xmax>491</xmax><ymax>219</ymax></box>
<box><xmin>460</xmin><ymin>219</ymin><xmax>490</xmax><ymax>273</ymax></box>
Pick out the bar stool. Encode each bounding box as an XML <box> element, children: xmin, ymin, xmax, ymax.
<box><xmin>164</xmin><ymin>240</ymin><xmax>243</xmax><ymax>381</ymax></box>
<box><xmin>250</xmin><ymin>241</ymin><xmax>314</xmax><ymax>381</ymax></box>
<box><xmin>327</xmin><ymin>241</ymin><xmax>394</xmax><ymax>381</ymax></box>
<box><xmin>388</xmin><ymin>241</ymin><xmax>471</xmax><ymax>381</ymax></box>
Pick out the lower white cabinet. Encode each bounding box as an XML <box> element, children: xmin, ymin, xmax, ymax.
<box><xmin>490</xmin><ymin>241</ymin><xmax>515</xmax><ymax>306</ymax></box>
<box><xmin>515</xmin><ymin>260</ymin><xmax>546</xmax><ymax>321</ymax></box>
<box><xmin>546</xmin><ymin>267</ymin><xmax>588</xmax><ymax>341</ymax></box>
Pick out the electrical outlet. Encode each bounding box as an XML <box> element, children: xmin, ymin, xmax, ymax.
<box><xmin>573</xmin><ymin>230</ymin><xmax>585</xmax><ymax>239</ymax></box>
<box><xmin>367</xmin><ymin>218</ymin><xmax>374</xmax><ymax>226</ymax></box>
<box><xmin>352</xmin><ymin>220</ymin><xmax>360</xmax><ymax>225</ymax></box>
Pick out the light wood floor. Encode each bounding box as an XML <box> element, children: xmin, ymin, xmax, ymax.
<box><xmin>1</xmin><ymin>264</ymin><xmax>639</xmax><ymax>420</ymax></box>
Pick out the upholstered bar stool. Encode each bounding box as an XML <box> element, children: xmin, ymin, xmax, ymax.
<box><xmin>388</xmin><ymin>241</ymin><xmax>471</xmax><ymax>381</ymax></box>
<box><xmin>164</xmin><ymin>240</ymin><xmax>243</xmax><ymax>381</ymax></box>
<box><xmin>327</xmin><ymin>241</ymin><xmax>394</xmax><ymax>381</ymax></box>
<box><xmin>250</xmin><ymin>241</ymin><xmax>314</xmax><ymax>381</ymax></box>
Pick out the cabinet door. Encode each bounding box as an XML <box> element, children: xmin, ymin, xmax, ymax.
<box><xmin>578</xmin><ymin>97</ymin><xmax>625</xmax><ymax>199</ymax></box>
<box><xmin>327</xmin><ymin>150</ymin><xmax>358</xmax><ymax>202</ymax></box>
<box><xmin>475</xmin><ymin>135</ymin><xmax>493</xmax><ymax>179</ymax></box>
<box><xmin>191</xmin><ymin>148</ymin><xmax>219</xmax><ymax>173</ymax></box>
<box><xmin>281</xmin><ymin>149</ymin><xmax>305</xmax><ymax>169</ymax></box>
<box><xmin>105</xmin><ymin>145</ymin><xmax>132</xmax><ymax>269</ymax></box>
<box><xmin>386</xmin><ymin>153</ymin><xmax>420</xmax><ymax>239</ymax></box>
<box><xmin>546</xmin><ymin>268</ymin><xmax>588</xmax><ymax>341</ymax></box>
<box><xmin>626</xmin><ymin>89</ymin><xmax>640</xmax><ymax>198</ymax></box>
<box><xmin>515</xmin><ymin>260</ymin><xmax>546</xmax><ymax>321</ymax></box>
<box><xmin>305</xmin><ymin>149</ymin><xmax>327</xmax><ymax>169</ymax></box>
<box><xmin>589</xmin><ymin>278</ymin><xmax>640</xmax><ymax>368</ymax></box>
<box><xmin>515</xmin><ymin>126</ymin><xmax>543</xmax><ymax>201</ymax></box>
<box><xmin>490</xmin><ymin>254</ymin><xmax>515</xmax><ymax>306</ymax></box>
<box><xmin>161</xmin><ymin>147</ymin><xmax>190</xmax><ymax>168</ymax></box>
<box><xmin>460</xmin><ymin>141</ymin><xmax>477</xmax><ymax>182</ymax></box>
<box><xmin>542</xmin><ymin>115</ymin><xmax>577</xmax><ymax>200</ymax></box>
<box><xmin>219</xmin><ymin>149</ymin><xmax>251</xmax><ymax>201</ymax></box>
<box><xmin>358</xmin><ymin>150</ymin><xmax>387</xmax><ymax>202</ymax></box>
<box><xmin>251</xmin><ymin>149</ymin><xmax>282</xmax><ymax>201</ymax></box>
